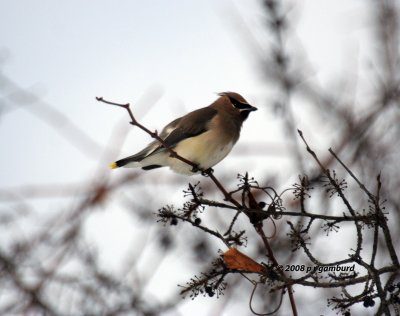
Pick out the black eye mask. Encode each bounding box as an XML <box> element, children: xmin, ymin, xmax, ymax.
<box><xmin>229</xmin><ymin>97</ymin><xmax>252</xmax><ymax>110</ymax></box>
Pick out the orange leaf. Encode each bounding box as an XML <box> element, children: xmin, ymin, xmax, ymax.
<box><xmin>223</xmin><ymin>248</ymin><xmax>265</xmax><ymax>273</ymax></box>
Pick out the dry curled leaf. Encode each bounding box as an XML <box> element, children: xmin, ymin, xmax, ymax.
<box><xmin>223</xmin><ymin>248</ymin><xmax>265</xmax><ymax>273</ymax></box>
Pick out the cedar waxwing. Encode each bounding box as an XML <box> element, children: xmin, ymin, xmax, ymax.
<box><xmin>110</xmin><ymin>92</ymin><xmax>257</xmax><ymax>175</ymax></box>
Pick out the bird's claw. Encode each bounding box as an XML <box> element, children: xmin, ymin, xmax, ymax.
<box><xmin>191</xmin><ymin>165</ymin><xmax>200</xmax><ymax>173</ymax></box>
<box><xmin>201</xmin><ymin>167</ymin><xmax>214</xmax><ymax>176</ymax></box>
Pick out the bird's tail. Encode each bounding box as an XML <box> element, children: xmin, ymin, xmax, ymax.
<box><xmin>109</xmin><ymin>142</ymin><xmax>166</xmax><ymax>170</ymax></box>
<box><xmin>109</xmin><ymin>156</ymin><xmax>142</xmax><ymax>169</ymax></box>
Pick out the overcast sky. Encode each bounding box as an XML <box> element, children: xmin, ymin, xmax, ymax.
<box><xmin>0</xmin><ymin>0</ymin><xmax>369</xmax><ymax>187</ymax></box>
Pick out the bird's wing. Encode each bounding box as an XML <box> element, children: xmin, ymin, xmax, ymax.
<box><xmin>158</xmin><ymin>106</ymin><xmax>218</xmax><ymax>149</ymax></box>
<box><xmin>114</xmin><ymin>107</ymin><xmax>217</xmax><ymax>167</ymax></box>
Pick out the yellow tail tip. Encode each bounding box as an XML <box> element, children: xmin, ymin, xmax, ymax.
<box><xmin>110</xmin><ymin>162</ymin><xmax>118</xmax><ymax>169</ymax></box>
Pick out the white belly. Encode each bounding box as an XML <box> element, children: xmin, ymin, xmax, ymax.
<box><xmin>168</xmin><ymin>131</ymin><xmax>234</xmax><ymax>175</ymax></box>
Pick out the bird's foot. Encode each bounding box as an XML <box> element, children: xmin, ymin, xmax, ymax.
<box><xmin>201</xmin><ymin>167</ymin><xmax>214</xmax><ymax>177</ymax></box>
<box><xmin>191</xmin><ymin>165</ymin><xmax>200</xmax><ymax>173</ymax></box>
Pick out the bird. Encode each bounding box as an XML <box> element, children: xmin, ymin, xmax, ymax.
<box><xmin>110</xmin><ymin>92</ymin><xmax>257</xmax><ymax>175</ymax></box>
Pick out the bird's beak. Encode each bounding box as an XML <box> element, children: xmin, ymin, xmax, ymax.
<box><xmin>248</xmin><ymin>105</ymin><xmax>258</xmax><ymax>111</ymax></box>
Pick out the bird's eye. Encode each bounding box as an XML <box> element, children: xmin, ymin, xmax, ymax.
<box><xmin>229</xmin><ymin>97</ymin><xmax>251</xmax><ymax>110</ymax></box>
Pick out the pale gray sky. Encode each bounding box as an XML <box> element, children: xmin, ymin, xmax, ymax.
<box><xmin>0</xmin><ymin>0</ymin><xmax>369</xmax><ymax>186</ymax></box>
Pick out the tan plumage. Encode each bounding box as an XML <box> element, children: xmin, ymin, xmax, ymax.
<box><xmin>110</xmin><ymin>92</ymin><xmax>257</xmax><ymax>175</ymax></box>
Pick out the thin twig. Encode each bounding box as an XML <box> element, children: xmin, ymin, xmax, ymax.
<box><xmin>96</xmin><ymin>96</ymin><xmax>243</xmax><ymax>207</ymax></box>
<box><xmin>99</xmin><ymin>96</ymin><xmax>299</xmax><ymax>314</ymax></box>
<box><xmin>254</xmin><ymin>223</ymin><xmax>298</xmax><ymax>316</ymax></box>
